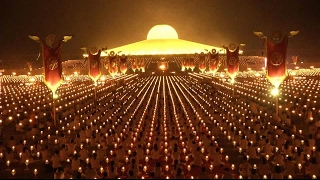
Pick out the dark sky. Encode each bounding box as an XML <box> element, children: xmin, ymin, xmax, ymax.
<box><xmin>1</xmin><ymin>0</ymin><xmax>320</xmax><ymax>68</ymax></box>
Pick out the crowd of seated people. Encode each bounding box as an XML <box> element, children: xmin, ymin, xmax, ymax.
<box><xmin>0</xmin><ymin>74</ymin><xmax>320</xmax><ymax>179</ymax></box>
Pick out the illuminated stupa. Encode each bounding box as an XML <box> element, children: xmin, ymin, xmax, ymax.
<box><xmin>102</xmin><ymin>24</ymin><xmax>223</xmax><ymax>56</ymax></box>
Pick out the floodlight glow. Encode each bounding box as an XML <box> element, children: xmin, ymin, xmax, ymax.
<box><xmin>159</xmin><ymin>64</ymin><xmax>166</xmax><ymax>70</ymax></box>
<box><xmin>53</xmin><ymin>92</ymin><xmax>59</xmax><ymax>99</ymax></box>
<box><xmin>271</xmin><ymin>88</ymin><xmax>279</xmax><ymax>96</ymax></box>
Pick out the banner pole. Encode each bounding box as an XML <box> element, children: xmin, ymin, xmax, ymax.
<box><xmin>53</xmin><ymin>93</ymin><xmax>56</xmax><ymax>127</ymax></box>
<box><xmin>94</xmin><ymin>83</ymin><xmax>97</xmax><ymax>101</ymax></box>
<box><xmin>276</xmin><ymin>95</ymin><xmax>279</xmax><ymax>118</ymax></box>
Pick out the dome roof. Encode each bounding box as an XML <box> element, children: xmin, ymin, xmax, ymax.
<box><xmin>147</xmin><ymin>24</ymin><xmax>178</xmax><ymax>40</ymax></box>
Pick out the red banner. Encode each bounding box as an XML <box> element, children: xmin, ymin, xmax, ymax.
<box><xmin>198</xmin><ymin>53</ymin><xmax>206</xmax><ymax>73</ymax></box>
<box><xmin>120</xmin><ymin>55</ymin><xmax>128</xmax><ymax>74</ymax></box>
<box><xmin>88</xmin><ymin>49</ymin><xmax>101</xmax><ymax>82</ymax></box>
<box><xmin>140</xmin><ymin>59</ymin><xmax>145</xmax><ymax>72</ymax></box>
<box><xmin>131</xmin><ymin>58</ymin><xmax>137</xmax><ymax>72</ymax></box>
<box><xmin>185</xmin><ymin>58</ymin><xmax>190</xmax><ymax>70</ymax></box>
<box><xmin>189</xmin><ymin>58</ymin><xmax>195</xmax><ymax>71</ymax></box>
<box><xmin>209</xmin><ymin>53</ymin><xmax>220</xmax><ymax>75</ymax></box>
<box><xmin>266</xmin><ymin>36</ymin><xmax>288</xmax><ymax>87</ymax></box>
<box><xmin>109</xmin><ymin>54</ymin><xmax>118</xmax><ymax>77</ymax></box>
<box><xmin>42</xmin><ymin>41</ymin><xmax>63</xmax><ymax>92</ymax></box>
<box><xmin>226</xmin><ymin>46</ymin><xmax>239</xmax><ymax>79</ymax></box>
<box><xmin>103</xmin><ymin>58</ymin><xmax>109</xmax><ymax>70</ymax></box>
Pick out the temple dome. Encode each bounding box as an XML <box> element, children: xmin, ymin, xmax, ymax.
<box><xmin>147</xmin><ymin>24</ymin><xmax>179</xmax><ymax>40</ymax></box>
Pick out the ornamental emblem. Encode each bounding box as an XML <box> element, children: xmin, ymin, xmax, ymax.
<box><xmin>90</xmin><ymin>47</ymin><xmax>98</xmax><ymax>55</ymax></box>
<box><xmin>48</xmin><ymin>57</ymin><xmax>58</xmax><ymax>70</ymax></box>
<box><xmin>228</xmin><ymin>56</ymin><xmax>238</xmax><ymax>66</ymax></box>
<box><xmin>111</xmin><ymin>62</ymin><xmax>116</xmax><ymax>68</ymax></box>
<box><xmin>109</xmin><ymin>51</ymin><xmax>115</xmax><ymax>57</ymax></box>
<box><xmin>46</xmin><ymin>34</ymin><xmax>57</xmax><ymax>48</ymax></box>
<box><xmin>270</xmin><ymin>52</ymin><xmax>283</xmax><ymax>66</ymax></box>
<box><xmin>228</xmin><ymin>43</ymin><xmax>237</xmax><ymax>52</ymax></box>
<box><xmin>91</xmin><ymin>61</ymin><xmax>98</xmax><ymax>68</ymax></box>
<box><xmin>271</xmin><ymin>30</ymin><xmax>283</xmax><ymax>43</ymax></box>
<box><xmin>104</xmin><ymin>59</ymin><xmax>109</xmax><ymax>69</ymax></box>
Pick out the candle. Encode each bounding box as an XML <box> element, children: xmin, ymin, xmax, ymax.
<box><xmin>34</xmin><ymin>169</ymin><xmax>38</xmax><ymax>175</ymax></box>
<box><xmin>165</xmin><ymin>165</ymin><xmax>169</xmax><ymax>171</ymax></box>
<box><xmin>11</xmin><ymin>169</ymin><xmax>16</xmax><ymax>176</ymax></box>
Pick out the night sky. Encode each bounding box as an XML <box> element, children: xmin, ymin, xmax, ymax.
<box><xmin>1</xmin><ymin>0</ymin><xmax>320</xmax><ymax>69</ymax></box>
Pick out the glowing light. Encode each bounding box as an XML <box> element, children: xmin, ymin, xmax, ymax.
<box><xmin>271</xmin><ymin>88</ymin><xmax>279</xmax><ymax>96</ymax></box>
<box><xmin>147</xmin><ymin>24</ymin><xmax>178</xmax><ymax>40</ymax></box>
<box><xmin>53</xmin><ymin>92</ymin><xmax>59</xmax><ymax>99</ymax></box>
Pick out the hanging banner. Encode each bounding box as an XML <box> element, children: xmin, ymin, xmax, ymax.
<box><xmin>88</xmin><ymin>48</ymin><xmax>101</xmax><ymax>82</ymax></box>
<box><xmin>185</xmin><ymin>57</ymin><xmax>190</xmax><ymax>70</ymax></box>
<box><xmin>189</xmin><ymin>58</ymin><xmax>195</xmax><ymax>71</ymax></box>
<box><xmin>198</xmin><ymin>52</ymin><xmax>206</xmax><ymax>73</ymax></box>
<box><xmin>103</xmin><ymin>58</ymin><xmax>109</xmax><ymax>70</ymax></box>
<box><xmin>140</xmin><ymin>59</ymin><xmax>145</xmax><ymax>72</ymax></box>
<box><xmin>266</xmin><ymin>35</ymin><xmax>288</xmax><ymax>88</ymax></box>
<box><xmin>119</xmin><ymin>54</ymin><xmax>128</xmax><ymax>74</ymax></box>
<box><xmin>226</xmin><ymin>44</ymin><xmax>239</xmax><ymax>80</ymax></box>
<box><xmin>131</xmin><ymin>58</ymin><xmax>137</xmax><ymax>72</ymax></box>
<box><xmin>42</xmin><ymin>35</ymin><xmax>63</xmax><ymax>93</ymax></box>
<box><xmin>181</xmin><ymin>58</ymin><xmax>186</xmax><ymax>71</ymax></box>
<box><xmin>108</xmin><ymin>51</ymin><xmax>118</xmax><ymax>77</ymax></box>
<box><xmin>208</xmin><ymin>49</ymin><xmax>220</xmax><ymax>75</ymax></box>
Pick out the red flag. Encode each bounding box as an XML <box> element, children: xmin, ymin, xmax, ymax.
<box><xmin>108</xmin><ymin>52</ymin><xmax>118</xmax><ymax>77</ymax></box>
<box><xmin>88</xmin><ymin>49</ymin><xmax>101</xmax><ymax>82</ymax></box>
<box><xmin>198</xmin><ymin>53</ymin><xmax>206</xmax><ymax>73</ymax></box>
<box><xmin>184</xmin><ymin>58</ymin><xmax>190</xmax><ymax>70</ymax></box>
<box><xmin>131</xmin><ymin>58</ymin><xmax>137</xmax><ymax>72</ymax></box>
<box><xmin>189</xmin><ymin>58</ymin><xmax>195</xmax><ymax>71</ymax></box>
<box><xmin>208</xmin><ymin>53</ymin><xmax>220</xmax><ymax>75</ymax></box>
<box><xmin>42</xmin><ymin>41</ymin><xmax>63</xmax><ymax>92</ymax></box>
<box><xmin>119</xmin><ymin>55</ymin><xmax>128</xmax><ymax>74</ymax></box>
<box><xmin>103</xmin><ymin>58</ymin><xmax>109</xmax><ymax>70</ymax></box>
<box><xmin>140</xmin><ymin>59</ymin><xmax>145</xmax><ymax>72</ymax></box>
<box><xmin>226</xmin><ymin>46</ymin><xmax>239</xmax><ymax>79</ymax></box>
<box><xmin>266</xmin><ymin>36</ymin><xmax>288</xmax><ymax>87</ymax></box>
